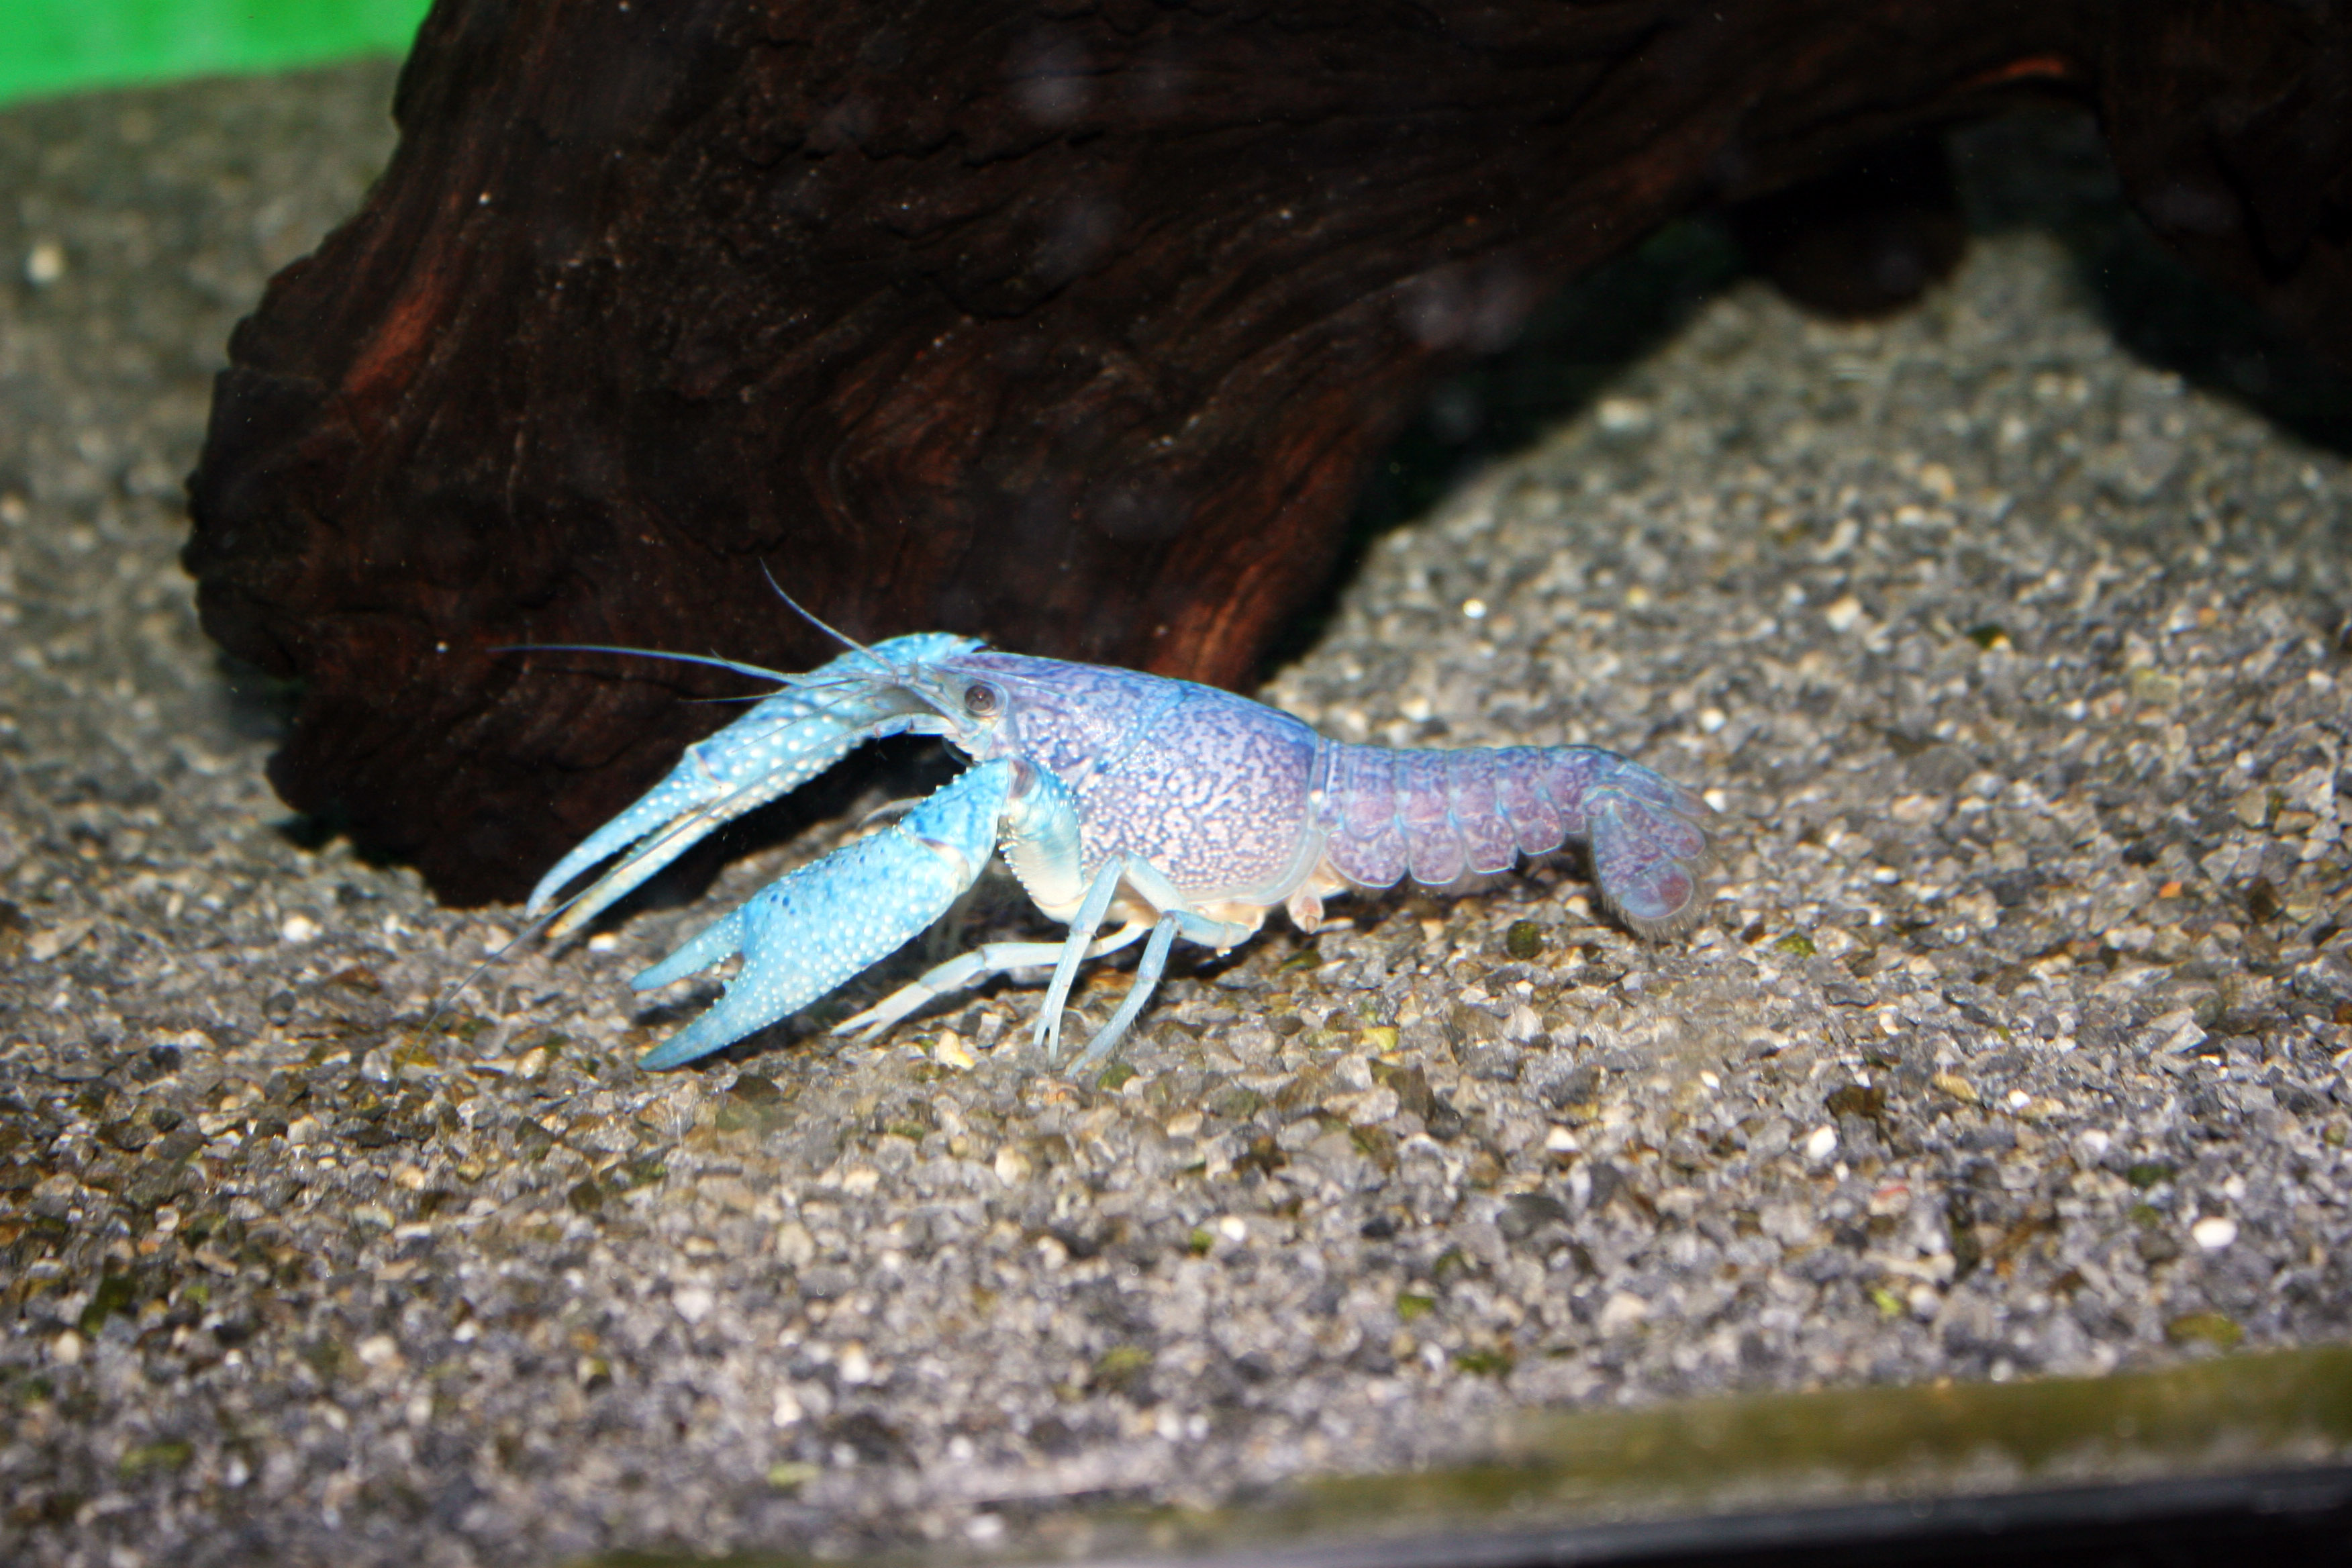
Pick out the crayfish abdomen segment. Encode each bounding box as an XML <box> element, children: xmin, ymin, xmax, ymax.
<box><xmin>1314</xmin><ymin>742</ymin><xmax>1711</xmax><ymax>929</ymax></box>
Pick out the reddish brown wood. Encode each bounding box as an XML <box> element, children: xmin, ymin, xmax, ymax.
<box><xmin>183</xmin><ymin>0</ymin><xmax>2352</xmax><ymax>902</ymax></box>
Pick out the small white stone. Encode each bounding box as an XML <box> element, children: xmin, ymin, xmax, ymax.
<box><xmin>1597</xmin><ymin>1291</ymin><xmax>1649</xmax><ymax>1332</ymax></box>
<box><xmin>673</xmin><ymin>1284</ymin><xmax>716</xmax><ymax>1324</ymax></box>
<box><xmin>52</xmin><ymin>1329</ymin><xmax>82</xmax><ymax>1365</ymax></box>
<box><xmin>25</xmin><ymin>240</ymin><xmax>64</xmax><ymax>285</ymax></box>
<box><xmin>2191</xmin><ymin>1216</ymin><xmax>2238</xmax><ymax>1251</ymax></box>
<box><xmin>1823</xmin><ymin>593</ymin><xmax>1865</xmax><ymax>632</ymax></box>
<box><xmin>836</xmin><ymin>1344</ymin><xmax>873</xmax><ymax>1384</ymax></box>
<box><xmin>1803</xmin><ymin>1124</ymin><xmax>1839</xmax><ymax>1161</ymax></box>
<box><xmin>26</xmin><ymin>919</ymin><xmax>93</xmax><ymax>963</ymax></box>
<box><xmin>1543</xmin><ymin>1125</ymin><xmax>1580</xmax><ymax>1153</ymax></box>
<box><xmin>279</xmin><ymin>914</ymin><xmax>320</xmax><ymax>944</ymax></box>
<box><xmin>1596</xmin><ymin>395</ymin><xmax>1651</xmax><ymax>434</ymax></box>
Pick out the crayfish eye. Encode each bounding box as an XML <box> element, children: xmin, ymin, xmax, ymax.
<box><xmin>962</xmin><ymin>682</ymin><xmax>1001</xmax><ymax>718</ymax></box>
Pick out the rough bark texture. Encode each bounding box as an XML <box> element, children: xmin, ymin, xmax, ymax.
<box><xmin>184</xmin><ymin>0</ymin><xmax>2352</xmax><ymax>903</ymax></box>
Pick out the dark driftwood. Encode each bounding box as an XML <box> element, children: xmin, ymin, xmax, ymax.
<box><xmin>185</xmin><ymin>0</ymin><xmax>2352</xmax><ymax>903</ymax></box>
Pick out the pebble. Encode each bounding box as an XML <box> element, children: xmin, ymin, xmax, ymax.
<box><xmin>2190</xmin><ymin>1216</ymin><xmax>2239</xmax><ymax>1252</ymax></box>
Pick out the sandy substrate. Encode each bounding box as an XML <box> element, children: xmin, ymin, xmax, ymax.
<box><xmin>3</xmin><ymin>62</ymin><xmax>2351</xmax><ymax>1568</ymax></box>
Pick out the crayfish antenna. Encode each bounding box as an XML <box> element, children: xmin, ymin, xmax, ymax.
<box><xmin>493</xmin><ymin>642</ymin><xmax>800</xmax><ymax>688</ymax></box>
<box><xmin>756</xmin><ymin>562</ymin><xmax>909</xmax><ymax>682</ymax></box>
<box><xmin>423</xmin><ymin>894</ymin><xmax>580</xmax><ymax>1039</ymax></box>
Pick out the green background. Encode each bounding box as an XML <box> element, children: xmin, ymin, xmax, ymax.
<box><xmin>0</xmin><ymin>0</ymin><xmax>430</xmax><ymax>107</ymax></box>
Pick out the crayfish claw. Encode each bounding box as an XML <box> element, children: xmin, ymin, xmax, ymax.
<box><xmin>628</xmin><ymin>759</ymin><xmax>1018</xmax><ymax>1069</ymax></box>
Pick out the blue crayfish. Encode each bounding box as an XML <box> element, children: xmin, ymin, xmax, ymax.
<box><xmin>524</xmin><ymin>627</ymin><xmax>1713</xmax><ymax>1072</ymax></box>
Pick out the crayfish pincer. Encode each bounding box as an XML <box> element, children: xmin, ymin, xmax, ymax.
<box><xmin>522</xmin><ymin>631</ymin><xmax>1714</xmax><ymax>1072</ymax></box>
